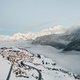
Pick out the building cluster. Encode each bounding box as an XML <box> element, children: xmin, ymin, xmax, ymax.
<box><xmin>1</xmin><ymin>48</ymin><xmax>33</xmax><ymax>63</ymax></box>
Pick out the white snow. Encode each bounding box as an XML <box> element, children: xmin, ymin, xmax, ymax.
<box><xmin>0</xmin><ymin>41</ymin><xmax>79</xmax><ymax>80</ymax></box>
<box><xmin>0</xmin><ymin>55</ymin><xmax>11</xmax><ymax>80</ymax></box>
<box><xmin>0</xmin><ymin>41</ymin><xmax>80</xmax><ymax>75</ymax></box>
<box><xmin>27</xmin><ymin>44</ymin><xmax>80</xmax><ymax>75</ymax></box>
<box><xmin>0</xmin><ymin>48</ymin><xmax>75</xmax><ymax>80</ymax></box>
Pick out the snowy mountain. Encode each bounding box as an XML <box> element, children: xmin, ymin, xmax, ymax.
<box><xmin>0</xmin><ymin>25</ymin><xmax>80</xmax><ymax>51</ymax></box>
<box><xmin>0</xmin><ymin>25</ymin><xmax>67</xmax><ymax>41</ymax></box>
<box><xmin>32</xmin><ymin>25</ymin><xmax>80</xmax><ymax>51</ymax></box>
<box><xmin>0</xmin><ymin>25</ymin><xmax>80</xmax><ymax>80</ymax></box>
<box><xmin>63</xmin><ymin>27</ymin><xmax>80</xmax><ymax>51</ymax></box>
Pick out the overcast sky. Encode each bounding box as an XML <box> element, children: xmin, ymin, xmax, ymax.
<box><xmin>0</xmin><ymin>0</ymin><xmax>80</xmax><ymax>35</ymax></box>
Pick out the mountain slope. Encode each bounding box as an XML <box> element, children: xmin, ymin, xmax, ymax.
<box><xmin>0</xmin><ymin>47</ymin><xmax>78</xmax><ymax>80</ymax></box>
<box><xmin>63</xmin><ymin>39</ymin><xmax>80</xmax><ymax>51</ymax></box>
<box><xmin>32</xmin><ymin>26</ymin><xmax>80</xmax><ymax>51</ymax></box>
<box><xmin>32</xmin><ymin>34</ymin><xmax>68</xmax><ymax>49</ymax></box>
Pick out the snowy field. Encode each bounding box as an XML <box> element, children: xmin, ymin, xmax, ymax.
<box><xmin>0</xmin><ymin>55</ymin><xmax>11</xmax><ymax>80</ymax></box>
<box><xmin>0</xmin><ymin>40</ymin><xmax>80</xmax><ymax>75</ymax></box>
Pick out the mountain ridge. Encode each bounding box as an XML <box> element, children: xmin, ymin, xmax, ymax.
<box><xmin>0</xmin><ymin>25</ymin><xmax>67</xmax><ymax>41</ymax></box>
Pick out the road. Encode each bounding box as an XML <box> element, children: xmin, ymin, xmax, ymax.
<box><xmin>6</xmin><ymin>63</ymin><xmax>14</xmax><ymax>80</ymax></box>
<box><xmin>21</xmin><ymin>62</ymin><xmax>42</xmax><ymax>80</ymax></box>
<box><xmin>6</xmin><ymin>62</ymin><xmax>42</xmax><ymax>80</ymax></box>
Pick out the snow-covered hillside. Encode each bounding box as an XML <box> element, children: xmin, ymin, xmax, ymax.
<box><xmin>0</xmin><ymin>47</ymin><xmax>79</xmax><ymax>80</ymax></box>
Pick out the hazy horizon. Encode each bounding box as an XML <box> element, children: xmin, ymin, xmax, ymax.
<box><xmin>0</xmin><ymin>0</ymin><xmax>80</xmax><ymax>35</ymax></box>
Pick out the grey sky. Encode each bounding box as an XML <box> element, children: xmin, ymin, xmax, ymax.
<box><xmin>0</xmin><ymin>0</ymin><xmax>80</xmax><ymax>35</ymax></box>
